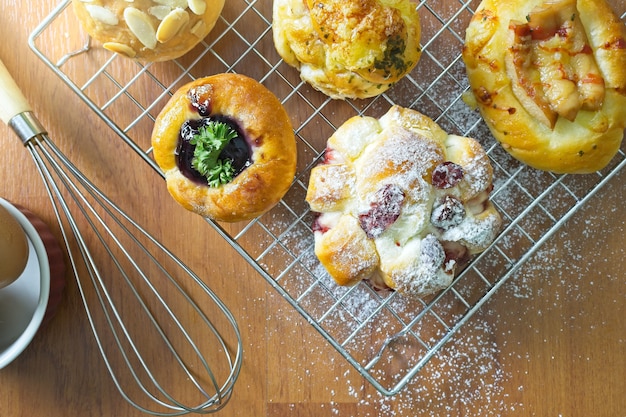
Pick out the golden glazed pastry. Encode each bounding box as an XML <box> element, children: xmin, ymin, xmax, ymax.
<box><xmin>462</xmin><ymin>0</ymin><xmax>626</xmax><ymax>173</ymax></box>
<box><xmin>272</xmin><ymin>0</ymin><xmax>422</xmax><ymax>99</ymax></box>
<box><xmin>152</xmin><ymin>73</ymin><xmax>297</xmax><ymax>222</ymax></box>
<box><xmin>306</xmin><ymin>105</ymin><xmax>502</xmax><ymax>297</ymax></box>
<box><xmin>72</xmin><ymin>0</ymin><xmax>225</xmax><ymax>62</ymax></box>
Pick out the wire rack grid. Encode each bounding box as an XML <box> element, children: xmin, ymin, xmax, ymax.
<box><xmin>28</xmin><ymin>0</ymin><xmax>626</xmax><ymax>396</ymax></box>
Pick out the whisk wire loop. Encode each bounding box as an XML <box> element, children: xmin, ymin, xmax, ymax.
<box><xmin>14</xmin><ymin>117</ymin><xmax>242</xmax><ymax>415</ymax></box>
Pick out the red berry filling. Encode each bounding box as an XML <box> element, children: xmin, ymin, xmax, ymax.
<box><xmin>358</xmin><ymin>184</ymin><xmax>405</xmax><ymax>238</ymax></box>
<box><xmin>431</xmin><ymin>195</ymin><xmax>466</xmax><ymax>230</ymax></box>
<box><xmin>431</xmin><ymin>161</ymin><xmax>464</xmax><ymax>189</ymax></box>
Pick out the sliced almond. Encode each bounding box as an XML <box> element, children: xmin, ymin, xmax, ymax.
<box><xmin>190</xmin><ymin>20</ymin><xmax>206</xmax><ymax>38</ymax></box>
<box><xmin>156</xmin><ymin>8</ymin><xmax>190</xmax><ymax>43</ymax></box>
<box><xmin>85</xmin><ymin>5</ymin><xmax>119</xmax><ymax>26</ymax></box>
<box><xmin>149</xmin><ymin>5</ymin><xmax>172</xmax><ymax>20</ymax></box>
<box><xmin>124</xmin><ymin>7</ymin><xmax>157</xmax><ymax>49</ymax></box>
<box><xmin>153</xmin><ymin>0</ymin><xmax>188</xmax><ymax>8</ymax></box>
<box><xmin>103</xmin><ymin>42</ymin><xmax>137</xmax><ymax>58</ymax></box>
<box><xmin>187</xmin><ymin>0</ymin><xmax>206</xmax><ymax>15</ymax></box>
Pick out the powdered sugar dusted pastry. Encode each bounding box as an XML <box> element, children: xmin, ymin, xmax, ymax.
<box><xmin>152</xmin><ymin>73</ymin><xmax>297</xmax><ymax>222</ymax></box>
<box><xmin>72</xmin><ymin>0</ymin><xmax>225</xmax><ymax>62</ymax></box>
<box><xmin>306</xmin><ymin>105</ymin><xmax>502</xmax><ymax>297</ymax></box>
<box><xmin>463</xmin><ymin>0</ymin><xmax>626</xmax><ymax>173</ymax></box>
<box><xmin>272</xmin><ymin>0</ymin><xmax>422</xmax><ymax>99</ymax></box>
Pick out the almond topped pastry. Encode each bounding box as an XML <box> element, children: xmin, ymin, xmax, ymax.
<box><xmin>463</xmin><ymin>0</ymin><xmax>626</xmax><ymax>173</ymax></box>
<box><xmin>72</xmin><ymin>0</ymin><xmax>225</xmax><ymax>62</ymax></box>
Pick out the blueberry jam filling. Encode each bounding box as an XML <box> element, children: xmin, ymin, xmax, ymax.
<box><xmin>176</xmin><ymin>116</ymin><xmax>252</xmax><ymax>185</ymax></box>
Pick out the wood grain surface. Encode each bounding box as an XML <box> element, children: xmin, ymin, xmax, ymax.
<box><xmin>0</xmin><ymin>1</ymin><xmax>625</xmax><ymax>416</ymax></box>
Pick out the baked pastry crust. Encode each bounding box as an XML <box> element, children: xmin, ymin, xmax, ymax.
<box><xmin>152</xmin><ymin>73</ymin><xmax>297</xmax><ymax>222</ymax></box>
<box><xmin>72</xmin><ymin>0</ymin><xmax>225</xmax><ymax>62</ymax></box>
<box><xmin>462</xmin><ymin>0</ymin><xmax>626</xmax><ymax>174</ymax></box>
<box><xmin>306</xmin><ymin>105</ymin><xmax>502</xmax><ymax>296</ymax></box>
<box><xmin>272</xmin><ymin>0</ymin><xmax>422</xmax><ymax>99</ymax></box>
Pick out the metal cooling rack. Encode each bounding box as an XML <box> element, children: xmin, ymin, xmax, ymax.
<box><xmin>28</xmin><ymin>0</ymin><xmax>626</xmax><ymax>396</ymax></box>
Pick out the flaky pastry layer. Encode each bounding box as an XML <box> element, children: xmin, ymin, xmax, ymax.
<box><xmin>306</xmin><ymin>105</ymin><xmax>502</xmax><ymax>297</ymax></box>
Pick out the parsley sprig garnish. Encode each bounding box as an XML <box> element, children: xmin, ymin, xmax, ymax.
<box><xmin>189</xmin><ymin>121</ymin><xmax>238</xmax><ymax>187</ymax></box>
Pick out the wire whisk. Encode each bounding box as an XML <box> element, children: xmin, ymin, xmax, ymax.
<box><xmin>1</xmin><ymin>61</ymin><xmax>242</xmax><ymax>415</ymax></box>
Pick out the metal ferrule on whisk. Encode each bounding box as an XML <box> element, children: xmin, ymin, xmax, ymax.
<box><xmin>8</xmin><ymin>111</ymin><xmax>47</xmax><ymax>144</ymax></box>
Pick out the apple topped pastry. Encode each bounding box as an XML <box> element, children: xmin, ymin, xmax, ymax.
<box><xmin>463</xmin><ymin>0</ymin><xmax>626</xmax><ymax>173</ymax></box>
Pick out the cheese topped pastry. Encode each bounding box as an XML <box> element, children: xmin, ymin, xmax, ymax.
<box><xmin>272</xmin><ymin>0</ymin><xmax>422</xmax><ymax>99</ymax></box>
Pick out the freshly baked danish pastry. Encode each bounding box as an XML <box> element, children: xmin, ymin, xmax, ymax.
<box><xmin>72</xmin><ymin>0</ymin><xmax>225</xmax><ymax>62</ymax></box>
<box><xmin>463</xmin><ymin>0</ymin><xmax>626</xmax><ymax>173</ymax></box>
<box><xmin>306</xmin><ymin>105</ymin><xmax>502</xmax><ymax>297</ymax></box>
<box><xmin>272</xmin><ymin>0</ymin><xmax>422</xmax><ymax>99</ymax></box>
<box><xmin>152</xmin><ymin>73</ymin><xmax>297</xmax><ymax>222</ymax></box>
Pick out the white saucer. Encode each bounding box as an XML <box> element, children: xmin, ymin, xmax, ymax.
<box><xmin>0</xmin><ymin>198</ymin><xmax>50</xmax><ymax>369</ymax></box>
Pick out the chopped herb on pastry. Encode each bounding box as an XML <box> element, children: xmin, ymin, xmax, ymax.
<box><xmin>152</xmin><ymin>73</ymin><xmax>297</xmax><ymax>222</ymax></box>
<box><xmin>272</xmin><ymin>0</ymin><xmax>422</xmax><ymax>99</ymax></box>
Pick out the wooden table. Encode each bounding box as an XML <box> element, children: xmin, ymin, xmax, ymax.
<box><xmin>1</xmin><ymin>1</ymin><xmax>625</xmax><ymax>416</ymax></box>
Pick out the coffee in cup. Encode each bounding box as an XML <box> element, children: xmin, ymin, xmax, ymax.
<box><xmin>0</xmin><ymin>203</ymin><xmax>29</xmax><ymax>288</ymax></box>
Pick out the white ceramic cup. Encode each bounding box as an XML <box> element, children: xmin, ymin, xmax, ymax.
<box><xmin>0</xmin><ymin>197</ymin><xmax>50</xmax><ymax>369</ymax></box>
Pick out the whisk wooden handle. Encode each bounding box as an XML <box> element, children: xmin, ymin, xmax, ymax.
<box><xmin>0</xmin><ymin>58</ymin><xmax>32</xmax><ymax>125</ymax></box>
